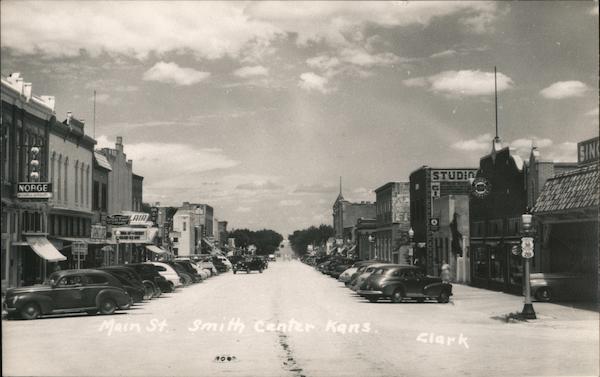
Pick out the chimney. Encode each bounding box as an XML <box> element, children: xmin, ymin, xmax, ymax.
<box><xmin>40</xmin><ymin>96</ymin><xmax>56</xmax><ymax>111</ymax></box>
<box><xmin>23</xmin><ymin>83</ymin><xmax>32</xmax><ymax>101</ymax></box>
<box><xmin>66</xmin><ymin>112</ymin><xmax>73</xmax><ymax>125</ymax></box>
<box><xmin>116</xmin><ymin>136</ymin><xmax>123</xmax><ymax>153</ymax></box>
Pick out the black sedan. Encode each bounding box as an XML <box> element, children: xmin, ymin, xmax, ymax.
<box><xmin>358</xmin><ymin>265</ymin><xmax>452</xmax><ymax>303</ymax></box>
<box><xmin>233</xmin><ymin>257</ymin><xmax>265</xmax><ymax>274</ymax></box>
<box><xmin>4</xmin><ymin>269</ymin><xmax>130</xmax><ymax>320</ymax></box>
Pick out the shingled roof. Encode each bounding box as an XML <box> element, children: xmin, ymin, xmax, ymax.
<box><xmin>533</xmin><ymin>164</ymin><xmax>599</xmax><ymax>214</ymax></box>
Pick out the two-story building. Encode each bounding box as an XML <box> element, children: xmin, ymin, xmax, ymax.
<box><xmin>373</xmin><ymin>182</ymin><xmax>411</xmax><ymax>263</ymax></box>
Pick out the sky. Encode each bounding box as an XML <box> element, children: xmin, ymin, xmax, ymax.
<box><xmin>1</xmin><ymin>1</ymin><xmax>598</xmax><ymax>236</ymax></box>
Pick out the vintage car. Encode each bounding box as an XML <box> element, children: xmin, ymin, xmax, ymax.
<box><xmin>233</xmin><ymin>256</ymin><xmax>265</xmax><ymax>274</ymax></box>
<box><xmin>358</xmin><ymin>265</ymin><xmax>452</xmax><ymax>303</ymax></box>
<box><xmin>349</xmin><ymin>263</ymin><xmax>392</xmax><ymax>291</ymax></box>
<box><xmin>98</xmin><ymin>266</ymin><xmax>147</xmax><ymax>302</ymax></box>
<box><xmin>530</xmin><ymin>273</ymin><xmax>596</xmax><ymax>302</ymax></box>
<box><xmin>4</xmin><ymin>269</ymin><xmax>131</xmax><ymax>320</ymax></box>
<box><xmin>125</xmin><ymin>264</ymin><xmax>172</xmax><ymax>294</ymax></box>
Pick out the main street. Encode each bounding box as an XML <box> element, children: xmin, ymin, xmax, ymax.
<box><xmin>3</xmin><ymin>249</ymin><xmax>598</xmax><ymax>377</ymax></box>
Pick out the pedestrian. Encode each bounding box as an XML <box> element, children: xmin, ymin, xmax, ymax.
<box><xmin>440</xmin><ymin>262</ymin><xmax>451</xmax><ymax>283</ymax></box>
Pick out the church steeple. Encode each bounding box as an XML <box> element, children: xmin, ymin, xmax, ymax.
<box><xmin>336</xmin><ymin>176</ymin><xmax>344</xmax><ymax>201</ymax></box>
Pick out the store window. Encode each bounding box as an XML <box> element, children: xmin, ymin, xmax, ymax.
<box><xmin>473</xmin><ymin>245</ymin><xmax>488</xmax><ymax>279</ymax></box>
<box><xmin>489</xmin><ymin>245</ymin><xmax>505</xmax><ymax>283</ymax></box>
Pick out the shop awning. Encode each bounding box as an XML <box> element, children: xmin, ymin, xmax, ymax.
<box><xmin>146</xmin><ymin>245</ymin><xmax>167</xmax><ymax>255</ymax></box>
<box><xmin>26</xmin><ymin>236</ymin><xmax>67</xmax><ymax>262</ymax></box>
<box><xmin>146</xmin><ymin>228</ymin><xmax>159</xmax><ymax>243</ymax></box>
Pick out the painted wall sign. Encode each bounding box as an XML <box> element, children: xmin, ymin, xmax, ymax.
<box><xmin>431</xmin><ymin>169</ymin><xmax>477</xmax><ymax>182</ymax></box>
<box><xmin>106</xmin><ymin>215</ymin><xmax>130</xmax><ymax>226</ymax></box>
<box><xmin>577</xmin><ymin>137</ymin><xmax>599</xmax><ymax>165</ymax></box>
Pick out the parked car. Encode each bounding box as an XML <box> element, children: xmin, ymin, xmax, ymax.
<box><xmin>126</xmin><ymin>263</ymin><xmax>172</xmax><ymax>294</ymax></box>
<box><xmin>98</xmin><ymin>266</ymin><xmax>147</xmax><ymax>302</ymax></box>
<box><xmin>170</xmin><ymin>261</ymin><xmax>203</xmax><ymax>283</ymax></box>
<box><xmin>342</xmin><ymin>260</ymin><xmax>387</xmax><ymax>285</ymax></box>
<box><xmin>358</xmin><ymin>265</ymin><xmax>452</xmax><ymax>303</ymax></box>
<box><xmin>211</xmin><ymin>256</ymin><xmax>230</xmax><ymax>273</ymax></box>
<box><xmin>5</xmin><ymin>269</ymin><xmax>130</xmax><ymax>320</ymax></box>
<box><xmin>146</xmin><ymin>262</ymin><xmax>184</xmax><ymax>288</ymax></box>
<box><xmin>164</xmin><ymin>261</ymin><xmax>197</xmax><ymax>285</ymax></box>
<box><xmin>530</xmin><ymin>273</ymin><xmax>596</xmax><ymax>302</ymax></box>
<box><xmin>233</xmin><ymin>256</ymin><xmax>265</xmax><ymax>274</ymax></box>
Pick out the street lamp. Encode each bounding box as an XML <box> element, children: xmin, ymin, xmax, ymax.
<box><xmin>408</xmin><ymin>228</ymin><xmax>415</xmax><ymax>265</ymax></box>
<box><xmin>520</xmin><ymin>210</ymin><xmax>536</xmax><ymax>319</ymax></box>
<box><xmin>114</xmin><ymin>230</ymin><xmax>121</xmax><ymax>265</ymax></box>
<box><xmin>368</xmin><ymin>234</ymin><xmax>376</xmax><ymax>259</ymax></box>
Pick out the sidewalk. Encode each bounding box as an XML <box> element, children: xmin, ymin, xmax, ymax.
<box><xmin>451</xmin><ymin>283</ymin><xmax>599</xmax><ymax>324</ymax></box>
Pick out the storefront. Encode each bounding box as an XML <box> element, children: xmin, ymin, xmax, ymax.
<box><xmin>469</xmin><ymin>142</ymin><xmax>529</xmax><ymax>293</ymax></box>
<box><xmin>532</xmin><ymin>137</ymin><xmax>599</xmax><ymax>302</ymax></box>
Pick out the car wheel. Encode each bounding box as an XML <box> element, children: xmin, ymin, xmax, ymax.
<box><xmin>367</xmin><ymin>296</ymin><xmax>379</xmax><ymax>303</ymax></box>
<box><xmin>20</xmin><ymin>302</ymin><xmax>41</xmax><ymax>320</ymax></box>
<box><xmin>154</xmin><ymin>286</ymin><xmax>162</xmax><ymax>298</ymax></box>
<box><xmin>99</xmin><ymin>298</ymin><xmax>117</xmax><ymax>315</ymax></box>
<box><xmin>437</xmin><ymin>291</ymin><xmax>450</xmax><ymax>303</ymax></box>
<box><xmin>535</xmin><ymin>287</ymin><xmax>552</xmax><ymax>302</ymax></box>
<box><xmin>391</xmin><ymin>289</ymin><xmax>405</xmax><ymax>303</ymax></box>
<box><xmin>143</xmin><ymin>282</ymin><xmax>154</xmax><ymax>300</ymax></box>
<box><xmin>259</xmin><ymin>268</ymin><xmax>263</xmax><ymax>273</ymax></box>
<box><xmin>246</xmin><ymin>269</ymin><xmax>250</xmax><ymax>274</ymax></box>
<box><xmin>233</xmin><ymin>270</ymin><xmax>237</xmax><ymax>274</ymax></box>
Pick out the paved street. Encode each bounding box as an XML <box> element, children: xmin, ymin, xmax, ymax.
<box><xmin>3</xmin><ymin>251</ymin><xmax>599</xmax><ymax>377</ymax></box>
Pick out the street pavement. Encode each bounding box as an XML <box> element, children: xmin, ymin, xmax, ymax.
<box><xmin>2</xmin><ymin>252</ymin><xmax>599</xmax><ymax>377</ymax></box>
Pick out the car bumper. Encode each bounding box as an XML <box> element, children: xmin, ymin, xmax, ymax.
<box><xmin>357</xmin><ymin>290</ymin><xmax>383</xmax><ymax>297</ymax></box>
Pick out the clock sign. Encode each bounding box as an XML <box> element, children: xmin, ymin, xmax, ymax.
<box><xmin>472</xmin><ymin>177</ymin><xmax>491</xmax><ymax>198</ymax></box>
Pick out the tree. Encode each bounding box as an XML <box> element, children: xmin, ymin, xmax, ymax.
<box><xmin>288</xmin><ymin>224</ymin><xmax>335</xmax><ymax>256</ymax></box>
<box><xmin>227</xmin><ymin>228</ymin><xmax>283</xmax><ymax>255</ymax></box>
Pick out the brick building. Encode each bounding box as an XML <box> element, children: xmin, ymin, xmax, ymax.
<box><xmin>373</xmin><ymin>182</ymin><xmax>411</xmax><ymax>263</ymax></box>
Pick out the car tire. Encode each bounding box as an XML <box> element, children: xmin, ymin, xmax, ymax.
<box><xmin>368</xmin><ymin>297</ymin><xmax>379</xmax><ymax>303</ymax></box>
<box><xmin>535</xmin><ymin>287</ymin><xmax>552</xmax><ymax>302</ymax></box>
<box><xmin>20</xmin><ymin>302</ymin><xmax>41</xmax><ymax>320</ymax></box>
<box><xmin>233</xmin><ymin>270</ymin><xmax>237</xmax><ymax>274</ymax></box>
<box><xmin>99</xmin><ymin>298</ymin><xmax>117</xmax><ymax>315</ymax></box>
<box><xmin>143</xmin><ymin>282</ymin><xmax>155</xmax><ymax>300</ymax></box>
<box><xmin>246</xmin><ymin>269</ymin><xmax>250</xmax><ymax>274</ymax></box>
<box><xmin>437</xmin><ymin>291</ymin><xmax>450</xmax><ymax>303</ymax></box>
<box><xmin>259</xmin><ymin>269</ymin><xmax>263</xmax><ymax>273</ymax></box>
<box><xmin>391</xmin><ymin>289</ymin><xmax>404</xmax><ymax>304</ymax></box>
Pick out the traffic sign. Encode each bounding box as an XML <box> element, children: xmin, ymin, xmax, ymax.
<box><xmin>521</xmin><ymin>237</ymin><xmax>534</xmax><ymax>258</ymax></box>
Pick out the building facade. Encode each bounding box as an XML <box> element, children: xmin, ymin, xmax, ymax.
<box><xmin>47</xmin><ymin>113</ymin><xmax>95</xmax><ymax>270</ymax></box>
<box><xmin>354</xmin><ymin>217</ymin><xmax>377</xmax><ymax>260</ymax></box>
<box><xmin>374</xmin><ymin>182</ymin><xmax>411</xmax><ymax>263</ymax></box>
<box><xmin>100</xmin><ymin>136</ymin><xmax>133</xmax><ymax>215</ymax></box>
<box><xmin>410</xmin><ymin>166</ymin><xmax>477</xmax><ymax>275</ymax></box>
<box><xmin>532</xmin><ymin>137</ymin><xmax>599</xmax><ymax>302</ymax></box>
<box><xmin>332</xmin><ymin>186</ymin><xmax>376</xmax><ymax>241</ymax></box>
<box><xmin>132</xmin><ymin>173</ymin><xmax>143</xmax><ymax>212</ymax></box>
<box><xmin>1</xmin><ymin>73</ymin><xmax>62</xmax><ymax>289</ymax></box>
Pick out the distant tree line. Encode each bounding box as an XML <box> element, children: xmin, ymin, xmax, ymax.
<box><xmin>288</xmin><ymin>224</ymin><xmax>335</xmax><ymax>256</ymax></box>
<box><xmin>228</xmin><ymin>228</ymin><xmax>284</xmax><ymax>255</ymax></box>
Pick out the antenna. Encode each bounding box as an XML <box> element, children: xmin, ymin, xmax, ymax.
<box><xmin>339</xmin><ymin>176</ymin><xmax>342</xmax><ymax>195</ymax></box>
<box><xmin>93</xmin><ymin>90</ymin><xmax>96</xmax><ymax>139</ymax></box>
<box><xmin>494</xmin><ymin>66</ymin><xmax>498</xmax><ymax>139</ymax></box>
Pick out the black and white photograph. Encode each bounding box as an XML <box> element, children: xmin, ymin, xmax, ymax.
<box><xmin>1</xmin><ymin>1</ymin><xmax>599</xmax><ymax>377</ymax></box>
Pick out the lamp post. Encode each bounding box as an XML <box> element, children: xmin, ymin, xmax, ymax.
<box><xmin>521</xmin><ymin>210</ymin><xmax>536</xmax><ymax>319</ymax></box>
<box><xmin>368</xmin><ymin>234</ymin><xmax>376</xmax><ymax>259</ymax></box>
<box><xmin>408</xmin><ymin>227</ymin><xmax>415</xmax><ymax>265</ymax></box>
<box><xmin>114</xmin><ymin>230</ymin><xmax>121</xmax><ymax>265</ymax></box>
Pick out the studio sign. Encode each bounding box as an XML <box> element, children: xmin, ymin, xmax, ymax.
<box><xmin>471</xmin><ymin>177</ymin><xmax>491</xmax><ymax>198</ymax></box>
<box><xmin>431</xmin><ymin>170</ymin><xmax>477</xmax><ymax>182</ymax></box>
<box><xmin>16</xmin><ymin>182</ymin><xmax>53</xmax><ymax>198</ymax></box>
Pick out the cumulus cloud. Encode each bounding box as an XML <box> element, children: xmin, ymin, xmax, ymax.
<box><xmin>143</xmin><ymin>62</ymin><xmax>210</xmax><ymax>86</ymax></box>
<box><xmin>298</xmin><ymin>72</ymin><xmax>331</xmax><ymax>93</ymax></box>
<box><xmin>404</xmin><ymin>70</ymin><xmax>514</xmax><ymax>96</ymax></box>
<box><xmin>539</xmin><ymin>81</ymin><xmax>589</xmax><ymax>99</ymax></box>
<box><xmin>1</xmin><ymin>2</ymin><xmax>500</xmax><ymax>61</ymax></box>
<box><xmin>236</xmin><ymin>181</ymin><xmax>283</xmax><ymax>190</ymax></box>
<box><xmin>451</xmin><ymin>134</ymin><xmax>578</xmax><ymax>162</ymax></box>
<box><xmin>451</xmin><ymin>133</ymin><xmax>494</xmax><ymax>152</ymax></box>
<box><xmin>233</xmin><ymin>65</ymin><xmax>269</xmax><ymax>78</ymax></box>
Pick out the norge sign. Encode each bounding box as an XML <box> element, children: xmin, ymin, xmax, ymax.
<box><xmin>16</xmin><ymin>182</ymin><xmax>53</xmax><ymax>198</ymax></box>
